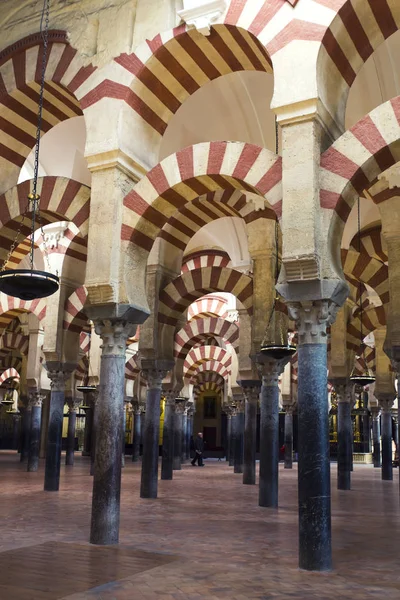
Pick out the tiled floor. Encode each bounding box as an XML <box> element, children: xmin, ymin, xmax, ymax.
<box><xmin>1</xmin><ymin>453</ymin><xmax>400</xmax><ymax>599</ymax></box>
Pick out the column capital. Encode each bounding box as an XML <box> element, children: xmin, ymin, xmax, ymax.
<box><xmin>256</xmin><ymin>359</ymin><xmax>286</xmax><ymax>386</ymax></box>
<box><xmin>47</xmin><ymin>370</ymin><xmax>70</xmax><ymax>392</ymax></box>
<box><xmin>175</xmin><ymin>397</ymin><xmax>188</xmax><ymax>414</ymax></box>
<box><xmin>377</xmin><ymin>395</ymin><xmax>394</xmax><ymax>413</ymax></box>
<box><xmin>283</xmin><ymin>402</ymin><xmax>296</xmax><ymax>415</ymax></box>
<box><xmin>28</xmin><ymin>391</ymin><xmax>45</xmax><ymax>408</ymax></box>
<box><xmin>287</xmin><ymin>300</ymin><xmax>339</xmax><ymax>345</ymax></box>
<box><xmin>370</xmin><ymin>406</ymin><xmax>381</xmax><ymax>420</ymax></box>
<box><xmin>67</xmin><ymin>398</ymin><xmax>82</xmax><ymax>413</ymax></box>
<box><xmin>164</xmin><ymin>390</ymin><xmax>177</xmax><ymax>408</ymax></box>
<box><xmin>94</xmin><ymin>319</ymin><xmax>137</xmax><ymax>357</ymax></box>
<box><xmin>332</xmin><ymin>381</ymin><xmax>353</xmax><ymax>404</ymax></box>
<box><xmin>240</xmin><ymin>380</ymin><xmax>261</xmax><ymax>404</ymax></box>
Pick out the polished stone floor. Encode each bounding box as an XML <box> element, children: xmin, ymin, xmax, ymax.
<box><xmin>0</xmin><ymin>452</ymin><xmax>400</xmax><ymax>599</ymax></box>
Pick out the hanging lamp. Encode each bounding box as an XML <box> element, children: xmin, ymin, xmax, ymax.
<box><xmin>350</xmin><ymin>196</ymin><xmax>375</xmax><ymax>387</ymax></box>
<box><xmin>0</xmin><ymin>0</ymin><xmax>59</xmax><ymax>301</ymax></box>
<box><xmin>1</xmin><ymin>387</ymin><xmax>15</xmax><ymax>405</ymax></box>
<box><xmin>260</xmin><ymin>209</ymin><xmax>296</xmax><ymax>360</ymax></box>
<box><xmin>77</xmin><ymin>331</ymin><xmax>97</xmax><ymax>395</ymax></box>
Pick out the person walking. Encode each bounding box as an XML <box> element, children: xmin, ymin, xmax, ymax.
<box><xmin>191</xmin><ymin>432</ymin><xmax>204</xmax><ymax>466</ymax></box>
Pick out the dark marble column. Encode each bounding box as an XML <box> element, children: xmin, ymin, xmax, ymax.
<box><xmin>380</xmin><ymin>398</ymin><xmax>394</xmax><ymax>481</ymax></box>
<box><xmin>132</xmin><ymin>402</ymin><xmax>142</xmax><ymax>462</ymax></box>
<box><xmin>371</xmin><ymin>408</ymin><xmax>381</xmax><ymax>467</ymax></box>
<box><xmin>229</xmin><ymin>410</ymin><xmax>236</xmax><ymax>467</ymax></box>
<box><xmin>181</xmin><ymin>410</ymin><xmax>188</xmax><ymax>463</ymax></box>
<box><xmin>140</xmin><ymin>364</ymin><xmax>170</xmax><ymax>499</ymax></box>
<box><xmin>161</xmin><ymin>392</ymin><xmax>175</xmax><ymax>480</ymax></box>
<box><xmin>173</xmin><ymin>399</ymin><xmax>185</xmax><ymax>470</ymax></box>
<box><xmin>186</xmin><ymin>409</ymin><xmax>193</xmax><ymax>460</ymax></box>
<box><xmin>82</xmin><ymin>399</ymin><xmax>94</xmax><ymax>456</ymax></box>
<box><xmin>27</xmin><ymin>392</ymin><xmax>44</xmax><ymax>472</ymax></box>
<box><xmin>234</xmin><ymin>401</ymin><xmax>244</xmax><ymax>474</ymax></box>
<box><xmin>20</xmin><ymin>403</ymin><xmax>31</xmax><ymax>463</ymax></box>
<box><xmin>241</xmin><ymin>383</ymin><xmax>260</xmax><ymax>485</ymax></box>
<box><xmin>226</xmin><ymin>412</ymin><xmax>232</xmax><ymax>462</ymax></box>
<box><xmin>287</xmin><ymin>299</ymin><xmax>336</xmax><ymax>572</ymax></box>
<box><xmin>90</xmin><ymin>392</ymin><xmax>99</xmax><ymax>476</ymax></box>
<box><xmin>12</xmin><ymin>413</ymin><xmax>21</xmax><ymax>450</ymax></box>
<box><xmin>283</xmin><ymin>405</ymin><xmax>295</xmax><ymax>469</ymax></box>
<box><xmin>257</xmin><ymin>358</ymin><xmax>287</xmax><ymax>507</ymax></box>
<box><xmin>121</xmin><ymin>399</ymin><xmax>130</xmax><ymax>468</ymax></box>
<box><xmin>66</xmin><ymin>400</ymin><xmax>80</xmax><ymax>466</ymax></box>
<box><xmin>335</xmin><ymin>384</ymin><xmax>352</xmax><ymax>491</ymax></box>
<box><xmin>90</xmin><ymin>320</ymin><xmax>136</xmax><ymax>545</ymax></box>
<box><xmin>44</xmin><ymin>370</ymin><xmax>69</xmax><ymax>491</ymax></box>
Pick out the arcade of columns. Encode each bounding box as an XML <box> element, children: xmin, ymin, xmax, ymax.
<box><xmin>1</xmin><ymin>0</ymin><xmax>400</xmax><ymax>573</ymax></box>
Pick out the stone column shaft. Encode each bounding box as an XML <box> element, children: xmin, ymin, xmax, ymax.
<box><xmin>242</xmin><ymin>386</ymin><xmax>259</xmax><ymax>485</ymax></box>
<box><xmin>132</xmin><ymin>409</ymin><xmax>141</xmax><ymax>462</ymax></box>
<box><xmin>381</xmin><ymin>404</ymin><xmax>393</xmax><ymax>481</ymax></box>
<box><xmin>334</xmin><ymin>383</ymin><xmax>352</xmax><ymax>491</ymax></box>
<box><xmin>284</xmin><ymin>408</ymin><xmax>294</xmax><ymax>469</ymax></box>
<box><xmin>287</xmin><ymin>300</ymin><xmax>338</xmax><ymax>572</ymax></box>
<box><xmin>181</xmin><ymin>412</ymin><xmax>188</xmax><ymax>463</ymax></box>
<box><xmin>20</xmin><ymin>406</ymin><xmax>32</xmax><ymax>463</ymax></box>
<box><xmin>161</xmin><ymin>394</ymin><xmax>175</xmax><ymax>480</ymax></box>
<box><xmin>140</xmin><ymin>367</ymin><xmax>169</xmax><ymax>499</ymax></box>
<box><xmin>66</xmin><ymin>401</ymin><xmax>80</xmax><ymax>466</ymax></box>
<box><xmin>258</xmin><ymin>361</ymin><xmax>285</xmax><ymax>507</ymax></box>
<box><xmin>371</xmin><ymin>411</ymin><xmax>381</xmax><ymax>468</ymax></box>
<box><xmin>173</xmin><ymin>403</ymin><xmax>184</xmax><ymax>470</ymax></box>
<box><xmin>234</xmin><ymin>409</ymin><xmax>244</xmax><ymax>474</ymax></box>
<box><xmin>226</xmin><ymin>415</ymin><xmax>231</xmax><ymax>462</ymax></box>
<box><xmin>44</xmin><ymin>372</ymin><xmax>68</xmax><ymax>491</ymax></box>
<box><xmin>27</xmin><ymin>393</ymin><xmax>44</xmax><ymax>472</ymax></box>
<box><xmin>90</xmin><ymin>320</ymin><xmax>136</xmax><ymax>545</ymax></box>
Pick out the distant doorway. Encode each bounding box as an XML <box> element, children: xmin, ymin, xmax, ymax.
<box><xmin>203</xmin><ymin>426</ymin><xmax>217</xmax><ymax>450</ymax></box>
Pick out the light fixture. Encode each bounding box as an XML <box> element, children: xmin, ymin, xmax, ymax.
<box><xmin>0</xmin><ymin>0</ymin><xmax>59</xmax><ymax>301</ymax></box>
<box><xmin>350</xmin><ymin>196</ymin><xmax>375</xmax><ymax>387</ymax></box>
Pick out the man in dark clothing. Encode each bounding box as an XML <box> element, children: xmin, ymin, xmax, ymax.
<box><xmin>191</xmin><ymin>432</ymin><xmax>204</xmax><ymax>466</ymax></box>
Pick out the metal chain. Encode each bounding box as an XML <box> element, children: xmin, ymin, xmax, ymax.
<box><xmin>0</xmin><ymin>203</ymin><xmax>31</xmax><ymax>271</ymax></box>
<box><xmin>29</xmin><ymin>0</ymin><xmax>50</xmax><ymax>270</ymax></box>
<box><xmin>357</xmin><ymin>196</ymin><xmax>365</xmax><ymax>362</ymax></box>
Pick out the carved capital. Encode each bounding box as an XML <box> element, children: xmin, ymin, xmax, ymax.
<box><xmin>48</xmin><ymin>370</ymin><xmax>69</xmax><ymax>392</ymax></box>
<box><xmin>334</xmin><ymin>383</ymin><xmax>353</xmax><ymax>404</ymax></box>
<box><xmin>241</xmin><ymin>385</ymin><xmax>260</xmax><ymax>405</ymax></box>
<box><xmin>370</xmin><ymin>407</ymin><xmax>381</xmax><ymax>421</ymax></box>
<box><xmin>164</xmin><ymin>390</ymin><xmax>177</xmax><ymax>408</ymax></box>
<box><xmin>67</xmin><ymin>399</ymin><xmax>82</xmax><ymax>413</ymax></box>
<box><xmin>287</xmin><ymin>300</ymin><xmax>339</xmax><ymax>345</ymax></box>
<box><xmin>28</xmin><ymin>391</ymin><xmax>45</xmax><ymax>408</ymax></box>
<box><xmin>257</xmin><ymin>360</ymin><xmax>285</xmax><ymax>386</ymax></box>
<box><xmin>143</xmin><ymin>369</ymin><xmax>168</xmax><ymax>390</ymax></box>
<box><xmin>94</xmin><ymin>319</ymin><xmax>137</xmax><ymax>357</ymax></box>
<box><xmin>283</xmin><ymin>402</ymin><xmax>296</xmax><ymax>415</ymax></box>
<box><xmin>378</xmin><ymin>395</ymin><xmax>394</xmax><ymax>413</ymax></box>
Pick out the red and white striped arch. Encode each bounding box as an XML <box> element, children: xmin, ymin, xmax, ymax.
<box><xmin>0</xmin><ymin>367</ymin><xmax>20</xmax><ymax>385</ymax></box>
<box><xmin>181</xmin><ymin>250</ymin><xmax>231</xmax><ymax>273</ymax></box>
<box><xmin>187</xmin><ymin>359</ymin><xmax>231</xmax><ymax>384</ymax></box>
<box><xmin>321</xmin><ymin>98</ymin><xmax>400</xmax><ymax>222</ymax></box>
<box><xmin>0</xmin><ymin>177</ymin><xmax>90</xmax><ymax>265</ymax></box>
<box><xmin>0</xmin><ymin>295</ymin><xmax>46</xmax><ymax>334</ymax></box>
<box><xmin>159</xmin><ymin>267</ymin><xmax>252</xmax><ymax>327</ymax></box>
<box><xmin>81</xmin><ymin>24</ymin><xmax>272</xmax><ymax>152</ymax></box>
<box><xmin>184</xmin><ymin>346</ymin><xmax>232</xmax><ymax>380</ymax></box>
<box><xmin>63</xmin><ymin>286</ymin><xmax>88</xmax><ymax>333</ymax></box>
<box><xmin>347</xmin><ymin>305</ymin><xmax>386</xmax><ymax>352</ymax></box>
<box><xmin>322</xmin><ymin>98</ymin><xmax>400</xmax><ymax>252</ymax></box>
<box><xmin>0</xmin><ymin>331</ymin><xmax>29</xmax><ymax>355</ymax></box>
<box><xmin>79</xmin><ymin>331</ymin><xmax>90</xmax><ymax>355</ymax></box>
<box><xmin>0</xmin><ymin>31</ymin><xmax>96</xmax><ymax>194</ymax></box>
<box><xmin>318</xmin><ymin>1</ymin><xmax>400</xmax><ymax>130</ymax></box>
<box><xmin>122</xmin><ymin>141</ymin><xmax>281</xmax><ymax>254</ymax></box>
<box><xmin>342</xmin><ymin>246</ymin><xmax>388</xmax><ymax>307</ymax></box>
<box><xmin>160</xmin><ymin>189</ymin><xmax>278</xmax><ymax>254</ymax></box>
<box><xmin>125</xmin><ymin>353</ymin><xmax>140</xmax><ymax>381</ymax></box>
<box><xmin>175</xmin><ymin>317</ymin><xmax>239</xmax><ymax>360</ymax></box>
<box><xmin>188</xmin><ymin>294</ymin><xmax>230</xmax><ymax>320</ymax></box>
